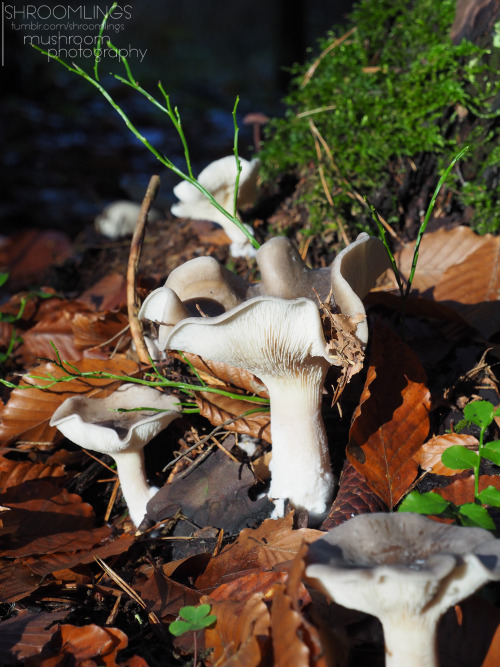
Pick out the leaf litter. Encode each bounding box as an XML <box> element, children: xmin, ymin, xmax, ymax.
<box><xmin>0</xmin><ymin>220</ymin><xmax>499</xmax><ymax>666</ymax></box>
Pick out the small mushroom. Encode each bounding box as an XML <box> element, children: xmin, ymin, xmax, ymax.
<box><xmin>171</xmin><ymin>156</ymin><xmax>260</xmax><ymax>257</ymax></box>
<box><xmin>242</xmin><ymin>112</ymin><xmax>270</xmax><ymax>151</ymax></box>
<box><xmin>95</xmin><ymin>200</ymin><xmax>162</xmax><ymax>239</ymax></box>
<box><xmin>164</xmin><ymin>295</ymin><xmax>339</xmax><ymax>522</ymax></box>
<box><xmin>50</xmin><ymin>384</ymin><xmax>181</xmax><ymax>527</ymax></box>
<box><xmin>305</xmin><ymin>512</ymin><xmax>500</xmax><ymax>666</ymax></box>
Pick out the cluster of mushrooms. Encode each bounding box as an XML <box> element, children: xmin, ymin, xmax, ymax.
<box><xmin>52</xmin><ymin>159</ymin><xmax>500</xmax><ymax>665</ymax></box>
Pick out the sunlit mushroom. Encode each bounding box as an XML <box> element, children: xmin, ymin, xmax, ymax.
<box><xmin>50</xmin><ymin>384</ymin><xmax>181</xmax><ymax>527</ymax></box>
<box><xmin>164</xmin><ymin>295</ymin><xmax>338</xmax><ymax>522</ymax></box>
<box><xmin>171</xmin><ymin>156</ymin><xmax>260</xmax><ymax>257</ymax></box>
<box><xmin>305</xmin><ymin>512</ymin><xmax>500</xmax><ymax>666</ymax></box>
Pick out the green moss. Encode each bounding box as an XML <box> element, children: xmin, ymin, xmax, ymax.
<box><xmin>260</xmin><ymin>0</ymin><xmax>500</xmax><ymax>238</ymax></box>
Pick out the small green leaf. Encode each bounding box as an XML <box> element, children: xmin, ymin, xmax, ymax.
<box><xmin>453</xmin><ymin>419</ymin><xmax>469</xmax><ymax>433</ymax></box>
<box><xmin>482</xmin><ymin>444</ymin><xmax>500</xmax><ymax>466</ymax></box>
<box><xmin>169</xmin><ymin>604</ymin><xmax>217</xmax><ymax>636</ymax></box>
<box><xmin>0</xmin><ymin>273</ymin><xmax>9</xmax><ymax>287</ymax></box>
<box><xmin>398</xmin><ymin>491</ymin><xmax>450</xmax><ymax>515</ymax></box>
<box><xmin>477</xmin><ymin>486</ymin><xmax>500</xmax><ymax>507</ymax></box>
<box><xmin>441</xmin><ymin>445</ymin><xmax>479</xmax><ymax>470</ymax></box>
<box><xmin>169</xmin><ymin>620</ymin><xmax>193</xmax><ymax>637</ymax></box>
<box><xmin>458</xmin><ymin>503</ymin><xmax>496</xmax><ymax>530</ymax></box>
<box><xmin>463</xmin><ymin>401</ymin><xmax>495</xmax><ymax>429</ymax></box>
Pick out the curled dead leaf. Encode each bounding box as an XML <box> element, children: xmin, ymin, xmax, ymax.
<box><xmin>196</xmin><ymin>391</ymin><xmax>271</xmax><ymax>443</ymax></box>
<box><xmin>413</xmin><ymin>433</ymin><xmax>479</xmax><ymax>476</ymax></box>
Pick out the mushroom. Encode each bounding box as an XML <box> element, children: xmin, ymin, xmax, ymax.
<box><xmin>164</xmin><ymin>295</ymin><xmax>338</xmax><ymax>522</ymax></box>
<box><xmin>50</xmin><ymin>384</ymin><xmax>181</xmax><ymax>527</ymax></box>
<box><xmin>95</xmin><ymin>200</ymin><xmax>162</xmax><ymax>239</ymax></box>
<box><xmin>140</xmin><ymin>232</ymin><xmax>390</xmax><ymax>346</ymax></box>
<box><xmin>305</xmin><ymin>512</ymin><xmax>500</xmax><ymax>666</ymax></box>
<box><xmin>171</xmin><ymin>156</ymin><xmax>260</xmax><ymax>257</ymax></box>
<box><xmin>138</xmin><ymin>256</ymin><xmax>250</xmax><ymax>344</ymax></box>
<box><xmin>242</xmin><ymin>112</ymin><xmax>270</xmax><ymax>151</ymax></box>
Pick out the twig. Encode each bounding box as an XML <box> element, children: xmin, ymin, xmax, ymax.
<box><xmin>127</xmin><ymin>174</ymin><xmax>161</xmax><ymax>364</ymax></box>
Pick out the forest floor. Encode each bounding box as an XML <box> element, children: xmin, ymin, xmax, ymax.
<box><xmin>0</xmin><ymin>182</ymin><xmax>499</xmax><ymax>666</ymax></box>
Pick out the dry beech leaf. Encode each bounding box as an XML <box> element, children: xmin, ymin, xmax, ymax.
<box><xmin>0</xmin><ymin>457</ymin><xmax>66</xmax><ymax>494</ymax></box>
<box><xmin>321</xmin><ymin>459</ymin><xmax>388</xmax><ymax>530</ymax></box>
<box><xmin>69</xmin><ymin>309</ymin><xmax>130</xmax><ymax>350</ymax></box>
<box><xmin>413</xmin><ymin>433</ymin><xmax>479</xmax><ymax>475</ymax></box>
<box><xmin>196</xmin><ymin>513</ymin><xmax>322</xmax><ymax>591</ymax></box>
<box><xmin>30</xmin><ymin>623</ymin><xmax>128</xmax><ymax>667</ymax></box>
<box><xmin>0</xmin><ymin>609</ymin><xmax>68</xmax><ymax>664</ymax></box>
<box><xmin>434</xmin><ymin>474</ymin><xmax>500</xmax><ymax>506</ymax></box>
<box><xmin>0</xmin><ymin>357</ymin><xmax>140</xmax><ymax>445</ymax></box>
<box><xmin>0</xmin><ymin>559</ymin><xmax>43</xmax><ymax>603</ymax></box>
<box><xmin>270</xmin><ymin>583</ymin><xmax>313</xmax><ymax>667</ymax></box>
<box><xmin>395</xmin><ymin>226</ymin><xmax>486</xmax><ymax>293</ymax></box>
<box><xmin>196</xmin><ymin>391</ymin><xmax>271</xmax><ymax>443</ymax></box>
<box><xmin>179</xmin><ymin>352</ymin><xmax>269</xmax><ymax>398</ymax></box>
<box><xmin>135</xmin><ymin>565</ymin><xmax>200</xmax><ymax>619</ymax></box>
<box><xmin>203</xmin><ymin>592</ymin><xmax>271</xmax><ymax>667</ymax></box>
<box><xmin>347</xmin><ymin>322</ymin><xmax>431</xmax><ymax>509</ymax></box>
<box><xmin>23</xmin><ymin>532</ymin><xmax>135</xmax><ymax>579</ymax></box>
<box><xmin>433</xmin><ymin>234</ymin><xmax>500</xmax><ymax>339</ymax></box>
<box><xmin>78</xmin><ymin>272</ymin><xmax>128</xmax><ymax>312</ymax></box>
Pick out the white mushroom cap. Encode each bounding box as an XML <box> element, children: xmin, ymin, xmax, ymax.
<box><xmin>331</xmin><ymin>232</ymin><xmax>391</xmax><ymax>344</ymax></box>
<box><xmin>50</xmin><ymin>384</ymin><xmax>181</xmax><ymax>526</ymax></box>
<box><xmin>306</xmin><ymin>513</ymin><xmax>500</xmax><ymax>666</ymax></box>
<box><xmin>247</xmin><ymin>236</ymin><xmax>332</xmax><ymax>301</ymax></box>
<box><xmin>165</xmin><ymin>296</ymin><xmax>337</xmax><ymax>521</ymax></box>
<box><xmin>165</xmin><ymin>255</ymin><xmax>249</xmax><ymax>311</ymax></box>
<box><xmin>139</xmin><ymin>287</ymin><xmax>190</xmax><ymax>348</ymax></box>
<box><xmin>139</xmin><ymin>256</ymin><xmax>250</xmax><ymax>344</ymax></box>
<box><xmin>171</xmin><ymin>156</ymin><xmax>260</xmax><ymax>254</ymax></box>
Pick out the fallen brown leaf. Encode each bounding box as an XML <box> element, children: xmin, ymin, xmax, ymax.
<box><xmin>0</xmin><ymin>356</ymin><xmax>140</xmax><ymax>445</ymax></box>
<box><xmin>413</xmin><ymin>433</ymin><xmax>479</xmax><ymax>475</ymax></box>
<box><xmin>196</xmin><ymin>513</ymin><xmax>322</xmax><ymax>591</ymax></box>
<box><xmin>347</xmin><ymin>322</ymin><xmax>431</xmax><ymax>508</ymax></box>
<box><xmin>196</xmin><ymin>391</ymin><xmax>271</xmax><ymax>443</ymax></box>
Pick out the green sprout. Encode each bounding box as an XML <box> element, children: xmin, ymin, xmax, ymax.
<box><xmin>169</xmin><ymin>604</ymin><xmax>217</xmax><ymax>636</ymax></box>
<box><xmin>0</xmin><ymin>273</ymin><xmax>55</xmax><ymax>365</ymax></box>
<box><xmin>169</xmin><ymin>604</ymin><xmax>216</xmax><ymax>666</ymax></box>
<box><xmin>399</xmin><ymin>400</ymin><xmax>500</xmax><ymax>531</ymax></box>
<box><xmin>370</xmin><ymin>145</ymin><xmax>468</xmax><ymax>333</ymax></box>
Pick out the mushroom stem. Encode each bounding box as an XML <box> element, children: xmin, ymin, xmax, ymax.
<box><xmin>380</xmin><ymin>614</ymin><xmax>439</xmax><ymax>667</ymax></box>
<box><xmin>265</xmin><ymin>363</ymin><xmax>334</xmax><ymax>522</ymax></box>
<box><xmin>113</xmin><ymin>449</ymin><xmax>157</xmax><ymax>527</ymax></box>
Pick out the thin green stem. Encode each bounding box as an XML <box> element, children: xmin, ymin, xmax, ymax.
<box><xmin>232</xmin><ymin>96</ymin><xmax>242</xmax><ymax>218</ymax></box>
<box><xmin>405</xmin><ymin>145</ymin><xmax>469</xmax><ymax>298</ymax></box>
<box><xmin>94</xmin><ymin>2</ymin><xmax>117</xmax><ymax>81</ymax></box>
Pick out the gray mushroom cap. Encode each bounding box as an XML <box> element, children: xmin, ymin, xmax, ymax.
<box><xmin>50</xmin><ymin>384</ymin><xmax>182</xmax><ymax>527</ymax></box>
<box><xmin>306</xmin><ymin>513</ymin><xmax>500</xmax><ymax>666</ymax></box>
<box><xmin>50</xmin><ymin>383</ymin><xmax>181</xmax><ymax>455</ymax></box>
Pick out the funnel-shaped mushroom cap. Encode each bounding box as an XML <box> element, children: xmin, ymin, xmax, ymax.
<box><xmin>50</xmin><ymin>385</ymin><xmax>181</xmax><ymax>527</ymax></box>
<box><xmin>165</xmin><ymin>255</ymin><xmax>249</xmax><ymax>311</ymax></box>
<box><xmin>171</xmin><ymin>156</ymin><xmax>260</xmax><ymax>253</ymax></box>
<box><xmin>50</xmin><ymin>384</ymin><xmax>181</xmax><ymax>455</ymax></box>
<box><xmin>248</xmin><ymin>236</ymin><xmax>332</xmax><ymax>301</ymax></box>
<box><xmin>166</xmin><ymin>296</ymin><xmax>336</xmax><ymax>520</ymax></box>
<box><xmin>331</xmin><ymin>233</ymin><xmax>391</xmax><ymax>343</ymax></box>
<box><xmin>306</xmin><ymin>513</ymin><xmax>500</xmax><ymax>666</ymax></box>
<box><xmin>165</xmin><ymin>295</ymin><xmax>333</xmax><ymax>371</ymax></box>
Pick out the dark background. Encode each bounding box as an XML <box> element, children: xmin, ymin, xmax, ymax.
<box><xmin>1</xmin><ymin>0</ymin><xmax>355</xmax><ymax>235</ymax></box>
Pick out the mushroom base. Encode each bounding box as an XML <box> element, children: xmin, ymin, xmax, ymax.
<box><xmin>266</xmin><ymin>371</ymin><xmax>335</xmax><ymax>524</ymax></box>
